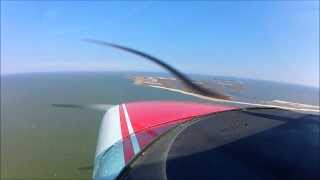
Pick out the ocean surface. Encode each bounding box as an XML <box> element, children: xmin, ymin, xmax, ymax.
<box><xmin>1</xmin><ymin>72</ymin><xmax>319</xmax><ymax>180</ymax></box>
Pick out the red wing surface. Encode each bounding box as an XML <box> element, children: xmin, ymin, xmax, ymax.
<box><xmin>118</xmin><ymin>108</ymin><xmax>320</xmax><ymax>180</ymax></box>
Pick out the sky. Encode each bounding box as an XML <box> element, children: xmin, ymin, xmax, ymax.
<box><xmin>1</xmin><ymin>1</ymin><xmax>319</xmax><ymax>87</ymax></box>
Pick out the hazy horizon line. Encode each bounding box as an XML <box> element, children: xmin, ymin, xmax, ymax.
<box><xmin>1</xmin><ymin>69</ymin><xmax>319</xmax><ymax>88</ymax></box>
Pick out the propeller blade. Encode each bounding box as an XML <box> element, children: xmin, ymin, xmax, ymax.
<box><xmin>77</xmin><ymin>165</ymin><xmax>93</xmax><ymax>171</ymax></box>
<box><xmin>82</xmin><ymin>38</ymin><xmax>231</xmax><ymax>100</ymax></box>
<box><xmin>52</xmin><ymin>104</ymin><xmax>114</xmax><ymax>111</ymax></box>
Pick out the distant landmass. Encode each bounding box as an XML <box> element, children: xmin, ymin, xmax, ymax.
<box><xmin>129</xmin><ymin>75</ymin><xmax>319</xmax><ymax>113</ymax></box>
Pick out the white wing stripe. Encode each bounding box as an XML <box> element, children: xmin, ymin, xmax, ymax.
<box><xmin>122</xmin><ymin>104</ymin><xmax>135</xmax><ymax>134</ymax></box>
<box><xmin>122</xmin><ymin>104</ymin><xmax>141</xmax><ymax>154</ymax></box>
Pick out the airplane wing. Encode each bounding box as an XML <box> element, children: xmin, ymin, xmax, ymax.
<box><xmin>93</xmin><ymin>101</ymin><xmax>320</xmax><ymax>180</ymax></box>
<box><xmin>93</xmin><ymin>101</ymin><xmax>233</xmax><ymax>179</ymax></box>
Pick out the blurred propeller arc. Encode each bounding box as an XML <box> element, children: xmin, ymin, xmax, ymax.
<box><xmin>52</xmin><ymin>104</ymin><xmax>114</xmax><ymax>111</ymax></box>
<box><xmin>82</xmin><ymin>38</ymin><xmax>231</xmax><ymax>100</ymax></box>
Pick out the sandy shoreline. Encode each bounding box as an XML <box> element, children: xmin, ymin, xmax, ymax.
<box><xmin>148</xmin><ymin>85</ymin><xmax>320</xmax><ymax>113</ymax></box>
